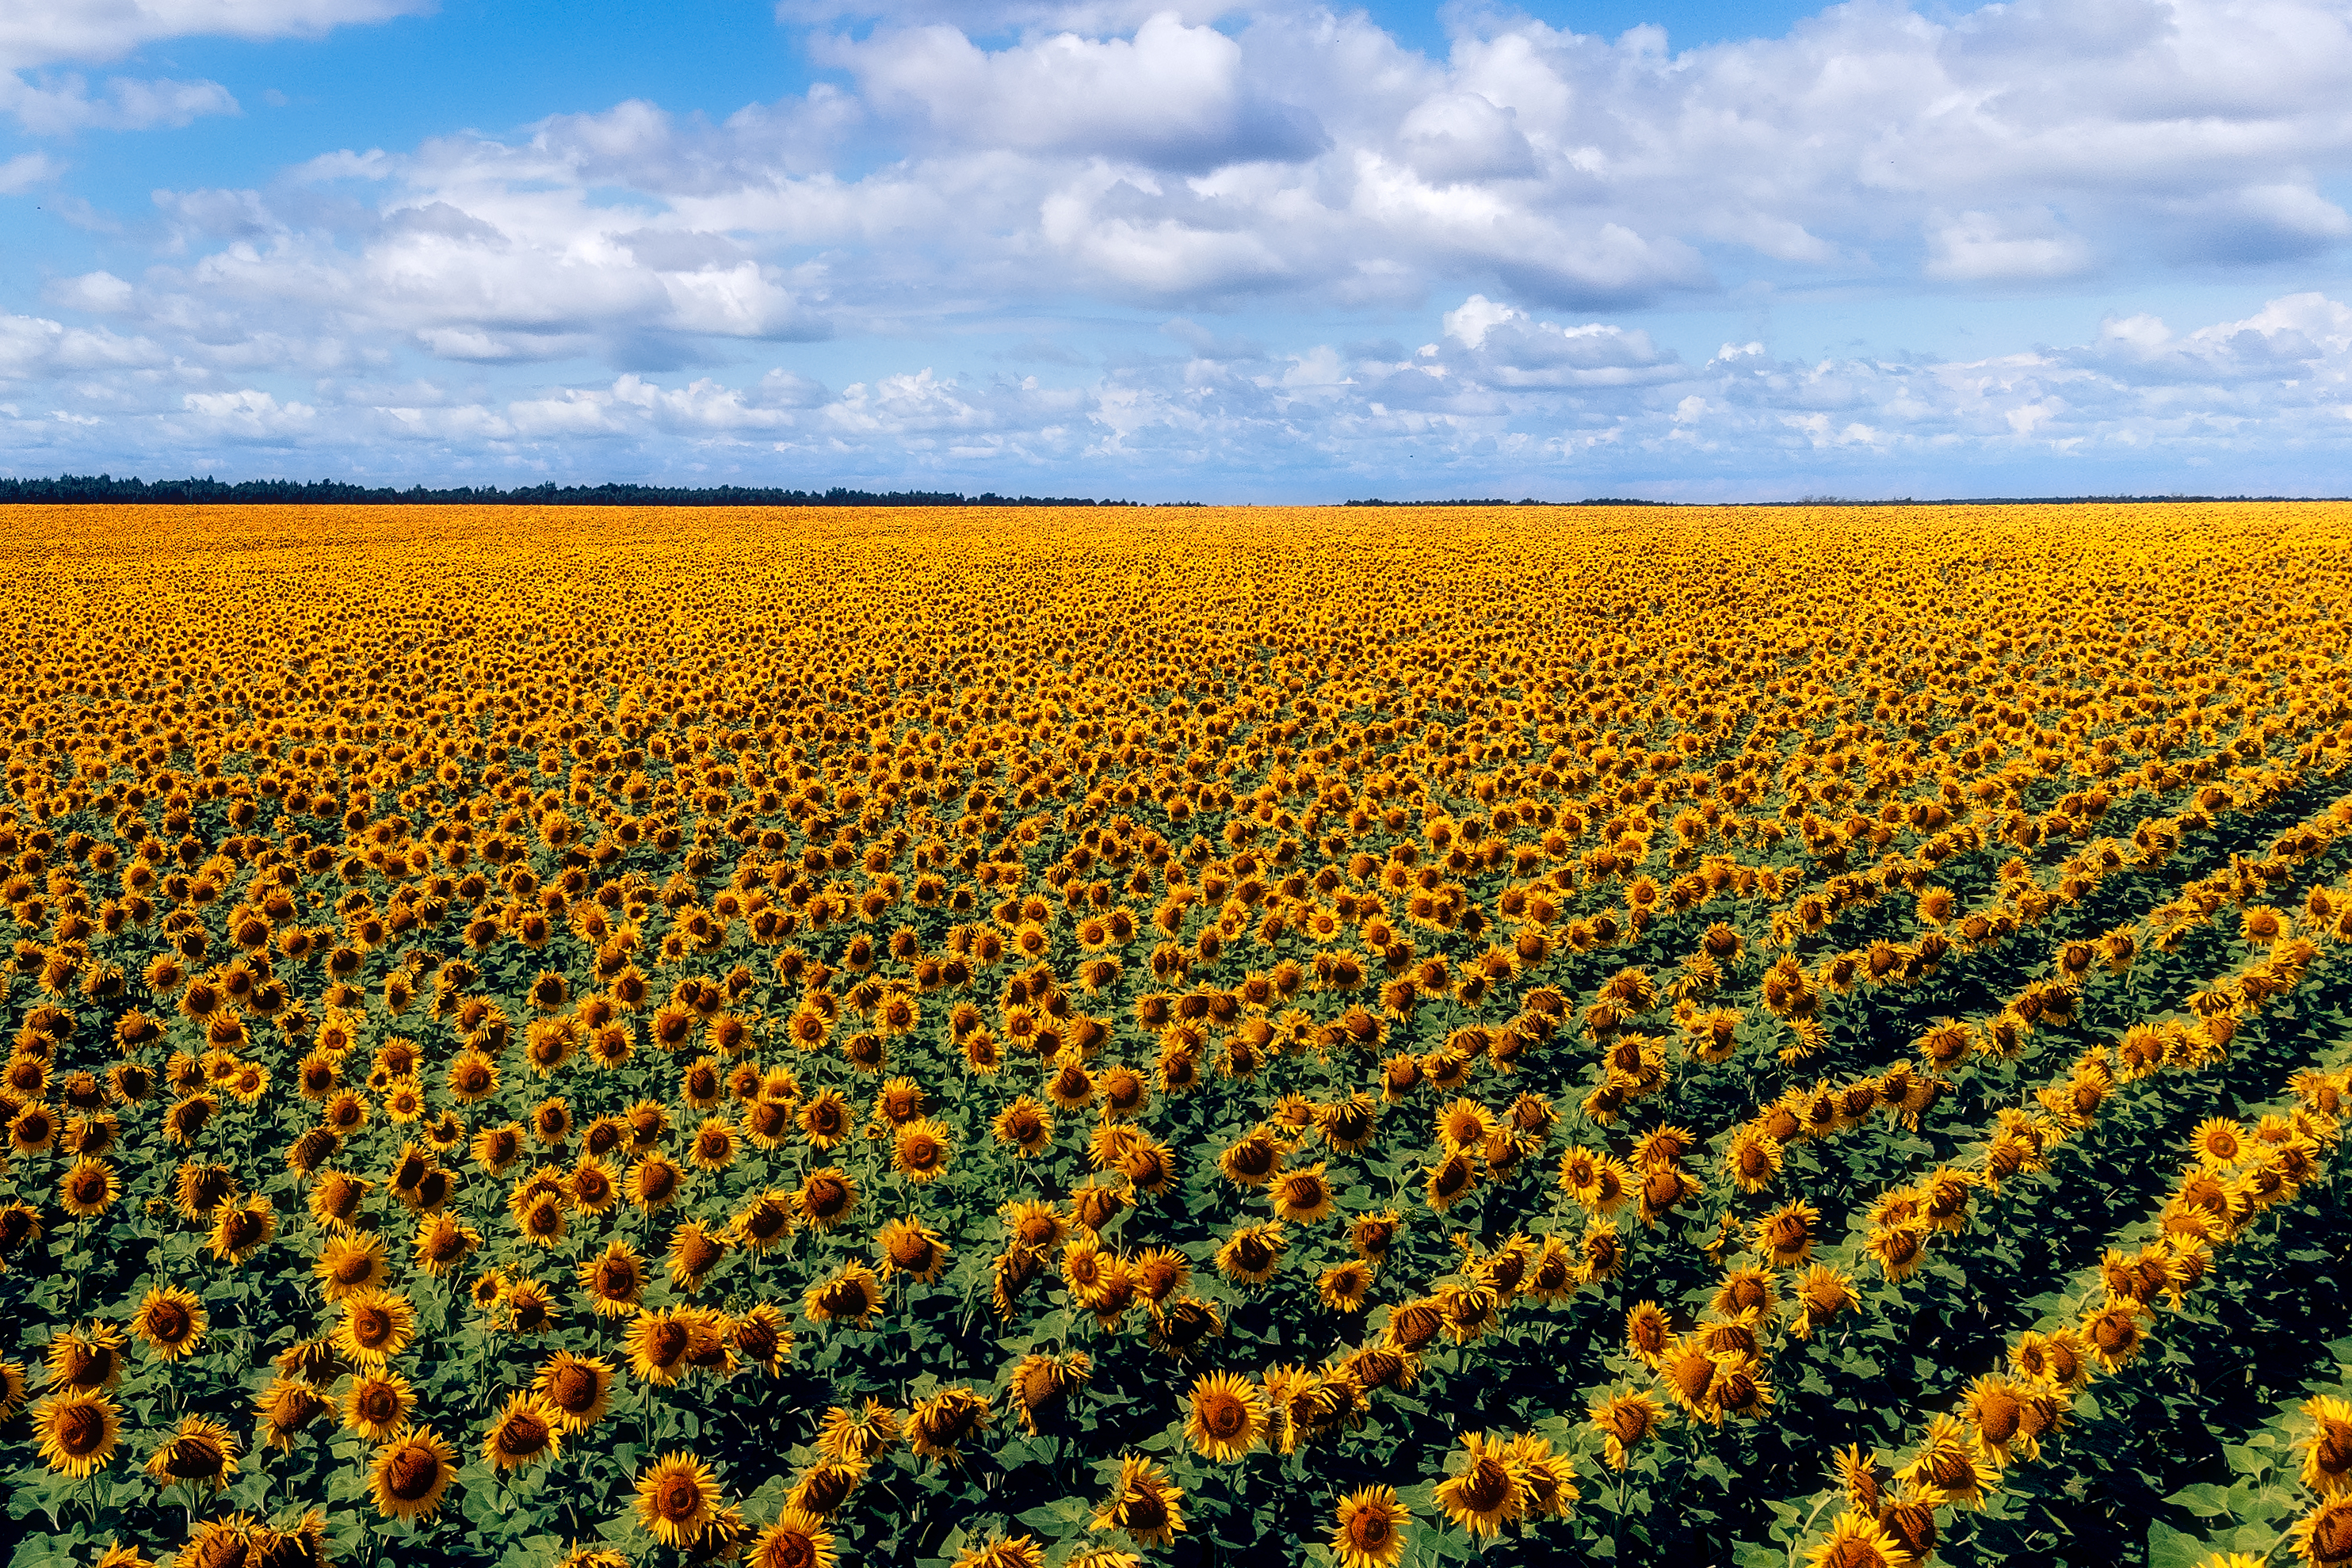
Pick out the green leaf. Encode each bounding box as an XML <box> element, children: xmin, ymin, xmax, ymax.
<box><xmin>2168</xmin><ymin>1482</ymin><xmax>2234</xmax><ymax>1518</ymax></box>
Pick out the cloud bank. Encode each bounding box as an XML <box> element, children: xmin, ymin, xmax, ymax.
<box><xmin>4</xmin><ymin>0</ymin><xmax>2352</xmax><ymax>494</ymax></box>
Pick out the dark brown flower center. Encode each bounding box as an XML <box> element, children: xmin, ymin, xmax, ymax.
<box><xmin>1461</xmin><ymin>1458</ymin><xmax>1512</xmax><ymax>1512</ymax></box>
<box><xmin>657</xmin><ymin>1475</ymin><xmax>701</xmax><ymax>1519</ymax></box>
<box><xmin>387</xmin><ymin>1445</ymin><xmax>441</xmax><ymax>1501</ymax></box>
<box><xmin>57</xmin><ymin>1403</ymin><xmax>105</xmax><ymax>1455</ymax></box>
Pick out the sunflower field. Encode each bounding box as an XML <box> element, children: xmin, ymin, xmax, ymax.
<box><xmin>3</xmin><ymin>501</ymin><xmax>2352</xmax><ymax>1568</ymax></box>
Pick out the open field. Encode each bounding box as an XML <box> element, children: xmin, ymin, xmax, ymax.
<box><xmin>3</xmin><ymin>502</ymin><xmax>2352</xmax><ymax>1568</ymax></box>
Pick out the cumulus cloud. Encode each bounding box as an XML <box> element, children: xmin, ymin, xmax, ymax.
<box><xmin>10</xmin><ymin>0</ymin><xmax>2352</xmax><ymax>489</ymax></box>
<box><xmin>820</xmin><ymin>13</ymin><xmax>1325</xmax><ymax>170</ymax></box>
<box><xmin>1</xmin><ymin>0</ymin><xmax>426</xmax><ymax>138</ymax></box>
<box><xmin>0</xmin><ymin>70</ymin><xmax>239</xmax><ymax>134</ymax></box>
<box><xmin>29</xmin><ymin>0</ymin><xmax>2352</xmax><ymax>361</ymax></box>
<box><xmin>0</xmin><ymin>150</ymin><xmax>59</xmax><ymax>192</ymax></box>
<box><xmin>10</xmin><ymin>288</ymin><xmax>2352</xmax><ymax>496</ymax></box>
<box><xmin>0</xmin><ymin>0</ymin><xmax>430</xmax><ymax>71</ymax></box>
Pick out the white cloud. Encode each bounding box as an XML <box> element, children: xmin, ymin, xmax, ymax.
<box><xmin>180</xmin><ymin>387</ymin><xmax>317</xmax><ymax>437</ymax></box>
<box><xmin>16</xmin><ymin>284</ymin><xmax>2350</xmax><ymax>497</ymax></box>
<box><xmin>49</xmin><ymin>271</ymin><xmax>136</xmax><ymax>313</ymax></box>
<box><xmin>33</xmin><ymin>0</ymin><xmax>2352</xmax><ymax>368</ymax></box>
<box><xmin>0</xmin><ymin>71</ymin><xmax>239</xmax><ymax>133</ymax></box>
<box><xmin>0</xmin><ymin>0</ymin><xmax>430</xmax><ymax>71</ymax></box>
<box><xmin>1</xmin><ymin>0</ymin><xmax>423</xmax><ymax>135</ymax></box>
<box><xmin>820</xmin><ymin>12</ymin><xmax>1324</xmax><ymax>170</ymax></box>
<box><xmin>0</xmin><ymin>150</ymin><xmax>59</xmax><ymax>192</ymax></box>
<box><xmin>1926</xmin><ymin>209</ymin><xmax>2094</xmax><ymax>282</ymax></box>
<box><xmin>10</xmin><ymin>1</ymin><xmax>2352</xmax><ymax>490</ymax></box>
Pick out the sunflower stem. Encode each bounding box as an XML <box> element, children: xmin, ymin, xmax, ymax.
<box><xmin>1781</xmin><ymin>1488</ymin><xmax>1837</xmax><ymax>1566</ymax></box>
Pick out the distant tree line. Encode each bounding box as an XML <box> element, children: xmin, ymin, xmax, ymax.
<box><xmin>5</xmin><ymin>475</ymin><xmax>2339</xmax><ymax>508</ymax></box>
<box><xmin>0</xmin><ymin>474</ymin><xmax>1139</xmax><ymax>507</ymax></box>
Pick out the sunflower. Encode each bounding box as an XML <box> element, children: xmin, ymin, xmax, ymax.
<box><xmin>731</xmin><ymin>1303</ymin><xmax>793</xmax><ymax>1379</ymax></box>
<box><xmin>1589</xmin><ymin>1390</ymin><xmax>1667</xmax><ymax>1469</ymax></box>
<box><xmin>342</xmin><ymin>1371</ymin><xmax>415</xmax><ymax>1443</ymax></box>
<box><xmin>1625</xmin><ymin>1299</ymin><xmax>1674</xmax><ymax>1367</ymax></box>
<box><xmin>208</xmin><ymin>1195</ymin><xmax>278</xmax><ymax>1264</ymax></box>
<box><xmin>2010</xmin><ymin>1327</ymin><xmax>2090</xmax><ymax>1391</ymax></box>
<box><xmin>1319</xmin><ymin>1260</ymin><xmax>1375</xmax><ymax>1313</ymax></box>
<box><xmin>666</xmin><ymin>1221</ymin><xmax>729</xmax><ymax>1291</ymax></box>
<box><xmin>1525</xmin><ymin>1235</ymin><xmax>1579</xmax><ymax>1303</ymax></box>
<box><xmin>1712</xmin><ymin>1358</ymin><xmax>1774</xmax><ymax>1421</ymax></box>
<box><xmin>876</xmin><ymin>1217</ymin><xmax>952</xmax><ymax>1283</ymax></box>
<box><xmin>368</xmin><ymin>1426</ymin><xmax>458</xmax><ymax>1523</ymax></box>
<box><xmin>635</xmin><ymin>1451</ymin><xmax>723</xmax><ymax>1547</ymax></box>
<box><xmin>1724</xmin><ymin>1127</ymin><xmax>1783</xmax><ymax>1192</ymax></box>
<box><xmin>797</xmin><ymin>1089</ymin><xmax>851</xmax><ymax>1149</ymax></box>
<box><xmin>1751</xmin><ymin>1200</ymin><xmax>1820</xmax><ymax>1268</ymax></box>
<box><xmin>445</xmin><ymin>1049</ymin><xmax>500</xmax><ymax>1104</ymax></box>
<box><xmin>144</xmin><ymin>1413</ymin><xmax>239</xmax><ymax>1494</ymax></box>
<box><xmin>58</xmin><ymin>1157</ymin><xmax>120</xmax><ymax>1218</ymax></box>
<box><xmin>1007</xmin><ymin>1352</ymin><xmax>1090</xmax><ymax>1435</ymax></box>
<box><xmin>1898</xmin><ymin>1413</ymin><xmax>1995</xmax><ymax>1507</ymax></box>
<box><xmin>625</xmin><ymin>1151</ymin><xmax>685</xmax><ymax>1211</ymax></box>
<box><xmin>173</xmin><ymin>1160</ymin><xmax>237</xmax><ymax>1222</ymax></box>
<box><xmin>505</xmin><ymin>1277</ymin><xmax>560</xmax><ymax>1336</ymax></box>
<box><xmin>1436</xmin><ymin>1097</ymin><xmax>1497</xmax><ymax>1153</ymax></box>
<box><xmin>2079</xmin><ymin>1295</ymin><xmax>2146</xmax><ymax>1372</ymax></box>
<box><xmin>1117</xmin><ymin>1135</ymin><xmax>1178</xmax><ymax>1197</ymax></box>
<box><xmin>2304</xmin><ymin>1395</ymin><xmax>2352</xmax><ymax>1497</ymax></box>
<box><xmin>793</xmin><ymin>1168</ymin><xmax>859</xmax><ymax>1232</ymax></box>
<box><xmin>1865</xmin><ymin>1224</ymin><xmax>1929</xmax><ymax>1283</ymax></box>
<box><xmin>1325</xmin><ymin>1486</ymin><xmax>1411</xmax><ymax>1568</ymax></box>
<box><xmin>32</xmin><ymin>1390</ymin><xmax>120</xmax><ymax>1476</ymax></box>
<box><xmin>1272</xmin><ymin>1162</ymin><xmax>1338</xmax><ymax>1224</ymax></box>
<box><xmin>570</xmin><ymin>1154</ymin><xmax>620</xmax><ymax>1215</ymax></box>
<box><xmin>1433</xmin><ymin>1431</ymin><xmax>1525</xmax><ymax>1537</ymax></box>
<box><xmin>1791</xmin><ymin>1264</ymin><xmax>1858</xmax><ymax>1339</ymax></box>
<box><xmin>991</xmin><ymin>1096</ymin><xmax>1055</xmax><ymax>1157</ymax></box>
<box><xmin>1832</xmin><ymin>1444</ymin><xmax>1894</xmax><ymax>1516</ymax></box>
<box><xmin>786</xmin><ymin>1460</ymin><xmax>869</xmax><ymax>1518</ymax></box>
<box><xmin>1214</xmin><ymin>1125</ymin><xmax>1283</xmax><ymax>1189</ymax></box>
<box><xmin>804</xmin><ymin>1264</ymin><xmax>885</xmax><ymax>1330</ymax></box>
<box><xmin>689</xmin><ymin>1115</ymin><xmax>739</xmax><ymax>1173</ymax></box>
<box><xmin>892</xmin><ymin>1117</ymin><xmax>954</xmax><ymax>1182</ymax></box>
<box><xmin>748</xmin><ymin>1508</ymin><xmax>838</xmax><ymax>1568</ymax></box>
<box><xmin>483</xmin><ymin>1391</ymin><xmax>562</xmax><ymax>1471</ymax></box>
<box><xmin>412</xmin><ymin>1212</ymin><xmax>480</xmax><ymax>1278</ymax></box>
<box><xmin>1215</xmin><ymin>1222</ymin><xmax>1289</xmax><ymax>1286</ymax></box>
<box><xmin>534</xmin><ymin>1351</ymin><xmax>616</xmax><ymax>1433</ymax></box>
<box><xmin>625</xmin><ymin>1308</ymin><xmax>697</xmax><ymax>1387</ymax></box>
<box><xmin>1093</xmin><ymin>1454</ymin><xmax>1186</xmax><ymax>1547</ymax></box>
<box><xmin>471</xmin><ymin>1122</ymin><xmax>525</xmax><ymax>1176</ymax></box>
<box><xmin>1425</xmin><ymin>1150</ymin><xmax>1479</xmax><ymax>1211</ymax></box>
<box><xmin>1804</xmin><ymin>1512</ymin><xmax>1914</xmax><ymax>1568</ymax></box>
<box><xmin>47</xmin><ymin>1323</ymin><xmax>127</xmax><ymax>1393</ymax></box>
<box><xmin>336</xmin><ymin>1289</ymin><xmax>415</xmax><ymax>1366</ymax></box>
<box><xmin>1185</xmin><ymin>1372</ymin><xmax>1266</xmax><ymax>1463</ymax></box>
<box><xmin>578</xmin><ymin>1238</ymin><xmax>650</xmax><ymax>1316</ymax></box>
<box><xmin>1506</xmin><ymin>1432</ymin><xmax>1578</xmax><ymax>1516</ymax></box>
<box><xmin>950</xmin><ymin>1535</ymin><xmax>1045</xmax><ymax>1568</ymax></box>
<box><xmin>254</xmin><ymin>1377</ymin><xmax>331</xmax><ymax>1452</ymax></box>
<box><xmin>2289</xmin><ymin>1495</ymin><xmax>2352</xmax><ymax>1568</ymax></box>
<box><xmin>907</xmin><ymin>1386</ymin><xmax>993</xmax><ymax>1464</ymax></box>
<box><xmin>816</xmin><ymin>1399</ymin><xmax>904</xmax><ymax>1464</ymax></box>
<box><xmin>315</xmin><ymin>1233</ymin><xmax>390</xmax><ymax>1302</ymax></box>
<box><xmin>1658</xmin><ymin>1339</ymin><xmax>1722</xmax><ymax>1421</ymax></box>
<box><xmin>130</xmin><ymin>1284</ymin><xmax>207</xmax><ymax>1360</ymax></box>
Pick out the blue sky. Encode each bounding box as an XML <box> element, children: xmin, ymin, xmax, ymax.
<box><xmin>4</xmin><ymin>0</ymin><xmax>2352</xmax><ymax>501</ymax></box>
